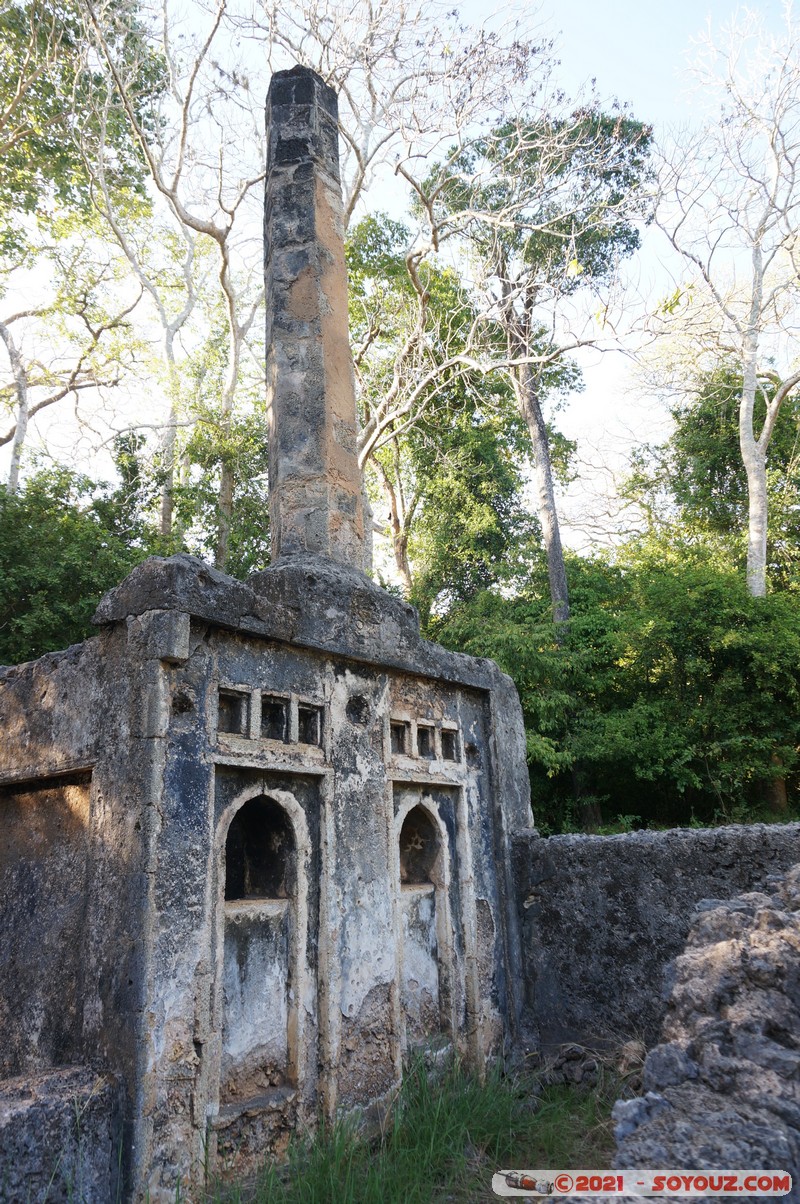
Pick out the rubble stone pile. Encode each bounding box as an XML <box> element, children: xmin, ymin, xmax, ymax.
<box><xmin>613</xmin><ymin>865</ymin><xmax>800</xmax><ymax>1190</ymax></box>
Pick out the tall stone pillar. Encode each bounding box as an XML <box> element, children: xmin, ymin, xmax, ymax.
<box><xmin>264</xmin><ymin>66</ymin><xmax>367</xmax><ymax>568</ymax></box>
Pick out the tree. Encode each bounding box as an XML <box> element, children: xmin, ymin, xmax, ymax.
<box><xmin>0</xmin><ymin>0</ymin><xmax>163</xmax><ymax>251</ymax></box>
<box><xmin>437</xmin><ymin>544</ymin><xmax>800</xmax><ymax>832</ymax></box>
<box><xmin>0</xmin><ymin>465</ymin><xmax>157</xmax><ymax>663</ymax></box>
<box><xmin>655</xmin><ymin>8</ymin><xmax>800</xmax><ymax>597</ymax></box>
<box><xmin>82</xmin><ymin>0</ymin><xmax>266</xmax><ymax>569</ymax></box>
<box><xmin>422</xmin><ymin>106</ymin><xmax>653</xmax><ymax>622</ymax></box>
<box><xmin>347</xmin><ymin>213</ymin><xmax>536</xmax><ymax>594</ymax></box>
<box><xmin>0</xmin><ymin>230</ymin><xmax>142</xmax><ymax>492</ymax></box>
<box><xmin>0</xmin><ymin>0</ymin><xmax>166</xmax><ymax>486</ymax></box>
<box><xmin>627</xmin><ymin>361</ymin><xmax>800</xmax><ymax>589</ymax></box>
<box><xmin>347</xmin><ymin>212</ymin><xmax>581</xmax><ymax>603</ymax></box>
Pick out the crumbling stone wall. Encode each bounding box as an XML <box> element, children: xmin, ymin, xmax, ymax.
<box><xmin>515</xmin><ymin>823</ymin><xmax>800</xmax><ymax>1048</ymax></box>
<box><xmin>0</xmin><ymin>1067</ymin><xmax>124</xmax><ymax>1203</ymax></box>
<box><xmin>613</xmin><ymin>866</ymin><xmax>800</xmax><ymax>1192</ymax></box>
<box><xmin>0</xmin><ymin>628</ymin><xmax>155</xmax><ymax>1101</ymax></box>
<box><xmin>0</xmin><ymin>772</ymin><xmax>91</xmax><ymax>1078</ymax></box>
<box><xmin>0</xmin><ymin>548</ymin><xmax>533</xmax><ymax>1202</ymax></box>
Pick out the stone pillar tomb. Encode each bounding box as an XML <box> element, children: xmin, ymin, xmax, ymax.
<box><xmin>0</xmin><ymin>66</ymin><xmax>532</xmax><ymax>1201</ymax></box>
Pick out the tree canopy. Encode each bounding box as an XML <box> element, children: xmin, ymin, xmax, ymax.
<box><xmin>0</xmin><ymin>0</ymin><xmax>164</xmax><ymax>249</ymax></box>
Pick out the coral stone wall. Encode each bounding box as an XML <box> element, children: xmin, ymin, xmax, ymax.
<box><xmin>515</xmin><ymin>823</ymin><xmax>800</xmax><ymax>1048</ymax></box>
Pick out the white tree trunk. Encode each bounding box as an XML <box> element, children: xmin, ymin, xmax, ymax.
<box><xmin>514</xmin><ymin>363</ymin><xmax>569</xmax><ymax>623</ymax></box>
<box><xmin>0</xmin><ymin>321</ymin><xmax>28</xmax><ymax>494</ymax></box>
<box><xmin>739</xmin><ymin>315</ymin><xmax>768</xmax><ymax>597</ymax></box>
<box><xmin>742</xmin><ymin>444</ymin><xmax>768</xmax><ymax>597</ymax></box>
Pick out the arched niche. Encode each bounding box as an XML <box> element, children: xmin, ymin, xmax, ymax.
<box><xmin>225</xmin><ymin>796</ymin><xmax>296</xmax><ymax>901</ymax></box>
<box><xmin>218</xmin><ymin>792</ymin><xmax>307</xmax><ymax>1105</ymax></box>
<box><xmin>399</xmin><ymin>805</ymin><xmax>439</xmax><ymax>885</ymax></box>
<box><xmin>395</xmin><ymin>800</ymin><xmax>452</xmax><ymax>1049</ymax></box>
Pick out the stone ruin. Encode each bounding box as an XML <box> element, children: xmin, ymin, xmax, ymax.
<box><xmin>614</xmin><ymin>865</ymin><xmax>800</xmax><ymax>1185</ymax></box>
<box><xmin>0</xmin><ymin>67</ymin><xmax>531</xmax><ymax>1200</ymax></box>
<box><xmin>2</xmin><ymin>64</ymin><xmax>800</xmax><ymax>1204</ymax></box>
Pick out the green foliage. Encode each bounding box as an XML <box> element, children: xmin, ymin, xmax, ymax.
<box><xmin>176</xmin><ymin>408</ymin><xmax>271</xmax><ymax>578</ymax></box>
<box><xmin>0</xmin><ymin>0</ymin><xmax>166</xmax><ymax>251</ymax></box>
<box><xmin>430</xmin><ymin>106</ymin><xmax>653</xmax><ymax>299</ymax></box>
<box><xmin>627</xmin><ymin>362</ymin><xmax>800</xmax><ymax>588</ymax></box>
<box><xmin>435</xmin><ymin>546</ymin><xmax>800</xmax><ymax>831</ymax></box>
<box><xmin>346</xmin><ymin>213</ymin><xmax>413</xmax><ymax>295</ymax></box>
<box><xmin>209</xmin><ymin>1059</ymin><xmax>618</xmax><ymax>1202</ymax></box>
<box><xmin>346</xmin><ymin>213</ymin><xmax>575</xmax><ymax>613</ymax></box>
<box><xmin>405</xmin><ymin>384</ymin><xmax>542</xmax><ymax>623</ymax></box>
<box><xmin>0</xmin><ymin>466</ymin><xmax>156</xmax><ymax>663</ymax></box>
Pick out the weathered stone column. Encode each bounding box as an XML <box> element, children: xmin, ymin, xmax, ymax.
<box><xmin>264</xmin><ymin>66</ymin><xmax>367</xmax><ymax>568</ymax></box>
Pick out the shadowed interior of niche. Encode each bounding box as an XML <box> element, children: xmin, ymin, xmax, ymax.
<box><xmin>399</xmin><ymin>805</ymin><xmax>439</xmax><ymax>884</ymax></box>
<box><xmin>225</xmin><ymin>796</ymin><xmax>296</xmax><ymax>901</ymax></box>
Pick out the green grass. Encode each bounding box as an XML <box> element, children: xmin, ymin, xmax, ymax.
<box><xmin>208</xmin><ymin>1058</ymin><xmax>621</xmax><ymax>1204</ymax></box>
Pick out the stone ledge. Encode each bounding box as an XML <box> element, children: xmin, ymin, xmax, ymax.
<box><xmin>91</xmin><ymin>552</ymin><xmax>514</xmax><ymax>694</ymax></box>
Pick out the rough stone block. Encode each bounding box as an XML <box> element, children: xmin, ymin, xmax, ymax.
<box><xmin>516</xmin><ymin>823</ymin><xmax>800</xmax><ymax>1047</ymax></box>
<box><xmin>613</xmin><ymin>868</ymin><xmax>800</xmax><ymax>1187</ymax></box>
<box><xmin>0</xmin><ymin>1067</ymin><xmax>123</xmax><ymax>1203</ymax></box>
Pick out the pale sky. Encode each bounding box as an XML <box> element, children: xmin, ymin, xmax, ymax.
<box><xmin>513</xmin><ymin>0</ymin><xmax>789</xmax><ymax>125</ymax></box>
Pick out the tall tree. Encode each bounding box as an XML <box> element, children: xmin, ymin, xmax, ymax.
<box><xmin>423</xmin><ymin>107</ymin><xmax>653</xmax><ymax>622</ymax></box>
<box><xmin>0</xmin><ymin>229</ymin><xmax>143</xmax><ymax>491</ymax></box>
<box><xmin>347</xmin><ymin>212</ymin><xmax>579</xmax><ymax>604</ymax></box>
<box><xmin>0</xmin><ymin>0</ymin><xmax>165</xmax><ymax>485</ymax></box>
<box><xmin>655</xmin><ymin>8</ymin><xmax>800</xmax><ymax>597</ymax></box>
<box><xmin>0</xmin><ymin>0</ymin><xmax>163</xmax><ymax>251</ymax></box>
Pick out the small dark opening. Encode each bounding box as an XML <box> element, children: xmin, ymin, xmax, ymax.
<box><xmin>298</xmin><ymin>704</ymin><xmax>323</xmax><ymax>746</ymax></box>
<box><xmin>399</xmin><ymin>805</ymin><xmax>439</xmax><ymax>884</ymax></box>
<box><xmin>416</xmin><ymin>725</ymin><xmax>434</xmax><ymax>759</ymax></box>
<box><xmin>218</xmin><ymin>689</ymin><xmax>247</xmax><ymax>735</ymax></box>
<box><xmin>346</xmin><ymin>695</ymin><xmax>370</xmax><ymax>725</ymax></box>
<box><xmin>261</xmin><ymin>695</ymin><xmax>288</xmax><ymax>741</ymax></box>
<box><xmin>465</xmin><ymin>741</ymin><xmax>480</xmax><ymax>767</ymax></box>
<box><xmin>390</xmin><ymin>721</ymin><xmax>409</xmax><ymax>755</ymax></box>
<box><xmin>441</xmin><ymin>729</ymin><xmax>459</xmax><ymax>762</ymax></box>
<box><xmin>225</xmin><ymin>797</ymin><xmax>296</xmax><ymax>901</ymax></box>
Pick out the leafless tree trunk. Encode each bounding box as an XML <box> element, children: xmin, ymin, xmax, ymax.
<box><xmin>0</xmin><ymin>282</ymin><xmax>141</xmax><ymax>489</ymax></box>
<box><xmin>0</xmin><ymin>320</ymin><xmax>28</xmax><ymax>494</ymax></box>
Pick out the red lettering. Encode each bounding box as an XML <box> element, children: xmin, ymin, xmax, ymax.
<box><xmin>723</xmin><ymin>1177</ymin><xmax>738</xmax><ymax>1192</ymax></box>
<box><xmin>694</xmin><ymin>1176</ymin><xmax>708</xmax><ymax>1191</ymax></box>
<box><xmin>680</xmin><ymin>1178</ymin><xmax>694</xmax><ymax>1191</ymax></box>
<box><xmin>652</xmin><ymin>1176</ymin><xmax>665</xmax><ymax>1191</ymax></box>
<box><xmin>745</xmin><ymin>1177</ymin><xmax>758</xmax><ymax>1191</ymax></box>
<box><xmin>773</xmin><ymin>1176</ymin><xmax>791</xmax><ymax>1194</ymax></box>
<box><xmin>576</xmin><ymin>1176</ymin><xmax>589</xmax><ymax>1191</ymax></box>
<box><xmin>759</xmin><ymin>1177</ymin><xmax>774</xmax><ymax>1192</ymax></box>
<box><xmin>666</xmin><ymin>1177</ymin><xmax>682</xmax><ymax>1192</ymax></box>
